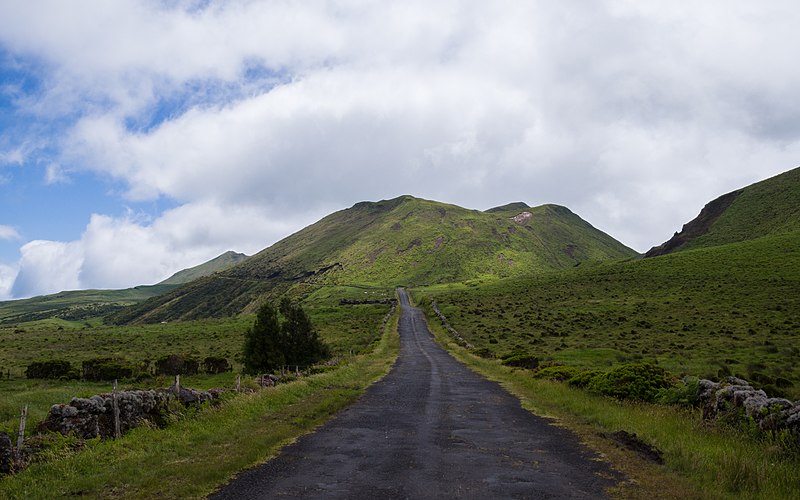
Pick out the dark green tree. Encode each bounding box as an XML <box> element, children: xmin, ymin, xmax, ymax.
<box><xmin>279</xmin><ymin>298</ymin><xmax>330</xmax><ymax>367</ymax></box>
<box><xmin>242</xmin><ymin>302</ymin><xmax>285</xmax><ymax>374</ymax></box>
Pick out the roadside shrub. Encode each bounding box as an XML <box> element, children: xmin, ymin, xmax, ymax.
<box><xmin>656</xmin><ymin>376</ymin><xmax>701</xmax><ymax>407</ymax></box>
<box><xmin>532</xmin><ymin>365</ymin><xmax>582</xmax><ymax>382</ymax></box>
<box><xmin>587</xmin><ymin>362</ymin><xmax>674</xmax><ymax>402</ymax></box>
<box><xmin>501</xmin><ymin>352</ymin><xmax>539</xmax><ymax>369</ymax></box>
<box><xmin>25</xmin><ymin>360</ymin><xmax>77</xmax><ymax>380</ymax></box>
<box><xmin>82</xmin><ymin>358</ymin><xmax>135</xmax><ymax>381</ymax></box>
<box><xmin>155</xmin><ymin>355</ymin><xmax>200</xmax><ymax>376</ymax></box>
<box><xmin>202</xmin><ymin>356</ymin><xmax>232</xmax><ymax>374</ymax></box>
<box><xmin>567</xmin><ymin>369</ymin><xmax>604</xmax><ymax>388</ymax></box>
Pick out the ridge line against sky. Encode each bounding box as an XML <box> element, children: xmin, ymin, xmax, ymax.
<box><xmin>1</xmin><ymin>0</ymin><xmax>799</xmax><ymax>300</ymax></box>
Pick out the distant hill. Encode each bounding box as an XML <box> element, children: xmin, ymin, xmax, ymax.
<box><xmin>110</xmin><ymin>195</ymin><xmax>637</xmax><ymax>324</ymax></box>
<box><xmin>159</xmin><ymin>251</ymin><xmax>248</xmax><ymax>285</ymax></box>
<box><xmin>0</xmin><ymin>285</ymin><xmax>176</xmax><ymax>326</ymax></box>
<box><xmin>0</xmin><ymin>251</ymin><xmax>247</xmax><ymax>326</ymax></box>
<box><xmin>646</xmin><ymin>166</ymin><xmax>800</xmax><ymax>257</ymax></box>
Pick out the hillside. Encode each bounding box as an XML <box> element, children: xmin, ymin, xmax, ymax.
<box><xmin>159</xmin><ymin>251</ymin><xmax>248</xmax><ymax>285</ymax></box>
<box><xmin>0</xmin><ymin>285</ymin><xmax>176</xmax><ymax>325</ymax></box>
<box><xmin>423</xmin><ymin>168</ymin><xmax>800</xmax><ymax>397</ymax></box>
<box><xmin>646</xmin><ymin>166</ymin><xmax>800</xmax><ymax>256</ymax></box>
<box><xmin>0</xmin><ymin>251</ymin><xmax>247</xmax><ymax>326</ymax></box>
<box><xmin>110</xmin><ymin>195</ymin><xmax>637</xmax><ymax>324</ymax></box>
<box><xmin>423</xmin><ymin>229</ymin><xmax>800</xmax><ymax>398</ymax></box>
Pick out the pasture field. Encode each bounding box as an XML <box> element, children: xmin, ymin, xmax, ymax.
<box><xmin>418</xmin><ymin>290</ymin><xmax>800</xmax><ymax>499</ymax></box>
<box><xmin>0</xmin><ymin>285</ymin><xmax>394</xmax><ymax>433</ymax></box>
<box><xmin>417</xmin><ymin>232</ymin><xmax>800</xmax><ymax>400</ymax></box>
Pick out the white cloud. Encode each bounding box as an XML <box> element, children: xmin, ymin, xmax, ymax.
<box><xmin>5</xmin><ymin>200</ymin><xmax>322</xmax><ymax>298</ymax></box>
<box><xmin>0</xmin><ymin>264</ymin><xmax>17</xmax><ymax>300</ymax></box>
<box><xmin>11</xmin><ymin>240</ymin><xmax>83</xmax><ymax>297</ymax></box>
<box><xmin>0</xmin><ymin>225</ymin><xmax>20</xmax><ymax>240</ymax></box>
<box><xmin>1</xmin><ymin>0</ymin><xmax>800</xmax><ymax>299</ymax></box>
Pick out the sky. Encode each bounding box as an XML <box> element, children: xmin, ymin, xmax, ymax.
<box><xmin>1</xmin><ymin>1</ymin><xmax>799</xmax><ymax>300</ymax></box>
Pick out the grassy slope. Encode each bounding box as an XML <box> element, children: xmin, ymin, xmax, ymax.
<box><xmin>111</xmin><ymin>195</ymin><xmax>636</xmax><ymax>324</ymax></box>
<box><xmin>648</xmin><ymin>166</ymin><xmax>800</xmax><ymax>255</ymax></box>
<box><xmin>420</xmin><ymin>230</ymin><xmax>800</xmax><ymax>399</ymax></box>
<box><xmin>159</xmin><ymin>251</ymin><xmax>249</xmax><ymax>285</ymax></box>
<box><xmin>0</xmin><ymin>285</ymin><xmax>177</xmax><ymax>326</ymax></box>
<box><xmin>0</xmin><ymin>286</ymin><xmax>394</xmax><ymax>432</ymax></box>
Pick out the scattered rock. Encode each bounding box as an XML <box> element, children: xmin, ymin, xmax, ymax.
<box><xmin>510</xmin><ymin>212</ymin><xmax>532</xmax><ymax>224</ymax></box>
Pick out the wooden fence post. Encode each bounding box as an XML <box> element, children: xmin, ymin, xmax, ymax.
<box><xmin>112</xmin><ymin>380</ymin><xmax>121</xmax><ymax>439</ymax></box>
<box><xmin>15</xmin><ymin>405</ymin><xmax>27</xmax><ymax>461</ymax></box>
<box><xmin>236</xmin><ymin>375</ymin><xmax>241</xmax><ymax>393</ymax></box>
<box><xmin>174</xmin><ymin>374</ymin><xmax>181</xmax><ymax>397</ymax></box>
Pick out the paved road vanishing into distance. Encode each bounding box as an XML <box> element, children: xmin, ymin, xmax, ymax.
<box><xmin>212</xmin><ymin>289</ymin><xmax>619</xmax><ymax>499</ymax></box>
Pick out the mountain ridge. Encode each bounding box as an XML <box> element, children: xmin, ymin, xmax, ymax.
<box><xmin>646</xmin><ymin>166</ymin><xmax>800</xmax><ymax>257</ymax></box>
<box><xmin>109</xmin><ymin>195</ymin><xmax>637</xmax><ymax>324</ymax></box>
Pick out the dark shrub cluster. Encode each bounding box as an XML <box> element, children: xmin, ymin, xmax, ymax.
<box><xmin>25</xmin><ymin>360</ymin><xmax>79</xmax><ymax>380</ymax></box>
<box><xmin>586</xmin><ymin>363</ymin><xmax>674</xmax><ymax>402</ymax></box>
<box><xmin>82</xmin><ymin>358</ymin><xmax>135</xmax><ymax>381</ymax></box>
<box><xmin>155</xmin><ymin>355</ymin><xmax>199</xmax><ymax>376</ymax></box>
<box><xmin>202</xmin><ymin>356</ymin><xmax>232</xmax><ymax>374</ymax></box>
<box><xmin>500</xmin><ymin>351</ymin><xmax>539</xmax><ymax>369</ymax></box>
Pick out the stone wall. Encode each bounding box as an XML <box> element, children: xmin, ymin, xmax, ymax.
<box><xmin>699</xmin><ymin>376</ymin><xmax>800</xmax><ymax>435</ymax></box>
<box><xmin>38</xmin><ymin>387</ymin><xmax>220</xmax><ymax>440</ymax></box>
<box><xmin>430</xmin><ymin>301</ymin><xmax>474</xmax><ymax>349</ymax></box>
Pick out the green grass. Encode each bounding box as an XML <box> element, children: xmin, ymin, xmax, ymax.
<box><xmin>422</xmin><ymin>309</ymin><xmax>800</xmax><ymax>499</ymax></box>
<box><xmin>0</xmin><ymin>290</ymin><xmax>394</xmax><ymax>432</ymax></box>
<box><xmin>0</xmin><ymin>301</ymin><xmax>400</xmax><ymax>498</ymax></box>
<box><xmin>418</xmin><ymin>231</ymin><xmax>800</xmax><ymax>399</ymax></box>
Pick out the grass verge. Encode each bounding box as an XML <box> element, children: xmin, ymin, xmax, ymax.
<box><xmin>420</xmin><ymin>299</ymin><xmax>800</xmax><ymax>499</ymax></box>
<box><xmin>0</xmin><ymin>310</ymin><xmax>400</xmax><ymax>499</ymax></box>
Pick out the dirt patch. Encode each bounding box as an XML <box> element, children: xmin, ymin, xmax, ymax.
<box><xmin>510</xmin><ymin>212</ymin><xmax>532</xmax><ymax>224</ymax></box>
<box><xmin>434</xmin><ymin>237</ymin><xmax>444</xmax><ymax>250</ymax></box>
<box><xmin>564</xmin><ymin>244</ymin><xmax>578</xmax><ymax>258</ymax></box>
<box><xmin>601</xmin><ymin>430</ymin><xmax>664</xmax><ymax>465</ymax></box>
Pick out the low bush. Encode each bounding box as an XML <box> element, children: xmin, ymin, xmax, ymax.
<box><xmin>155</xmin><ymin>355</ymin><xmax>200</xmax><ymax>376</ymax></box>
<box><xmin>587</xmin><ymin>362</ymin><xmax>674</xmax><ymax>402</ymax></box>
<box><xmin>656</xmin><ymin>376</ymin><xmax>701</xmax><ymax>407</ymax></box>
<box><xmin>501</xmin><ymin>352</ymin><xmax>539</xmax><ymax>369</ymax></box>
<box><xmin>25</xmin><ymin>360</ymin><xmax>78</xmax><ymax>380</ymax></box>
<box><xmin>82</xmin><ymin>358</ymin><xmax>135</xmax><ymax>381</ymax></box>
<box><xmin>202</xmin><ymin>356</ymin><xmax>232</xmax><ymax>374</ymax></box>
<box><xmin>566</xmin><ymin>369</ymin><xmax>604</xmax><ymax>388</ymax></box>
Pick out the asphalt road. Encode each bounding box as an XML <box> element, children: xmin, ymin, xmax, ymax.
<box><xmin>211</xmin><ymin>289</ymin><xmax>619</xmax><ymax>499</ymax></box>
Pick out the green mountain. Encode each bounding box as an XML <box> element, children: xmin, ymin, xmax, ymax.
<box><xmin>111</xmin><ymin>195</ymin><xmax>637</xmax><ymax>324</ymax></box>
<box><xmin>646</xmin><ymin>166</ymin><xmax>800</xmax><ymax>257</ymax></box>
<box><xmin>159</xmin><ymin>251</ymin><xmax>249</xmax><ymax>285</ymax></box>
